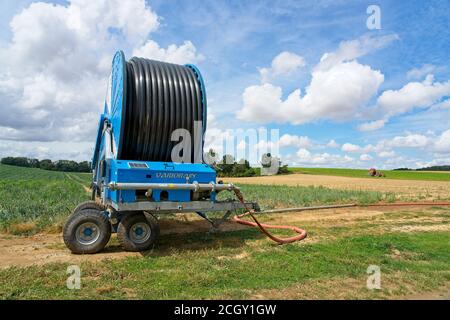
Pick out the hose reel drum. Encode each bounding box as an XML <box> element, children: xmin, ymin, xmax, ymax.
<box><xmin>108</xmin><ymin>51</ymin><xmax>207</xmax><ymax>163</ymax></box>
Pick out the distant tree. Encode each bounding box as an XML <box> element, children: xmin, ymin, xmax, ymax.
<box><xmin>1</xmin><ymin>157</ymin><xmax>16</xmax><ymax>166</ymax></box>
<box><xmin>217</xmin><ymin>154</ymin><xmax>235</xmax><ymax>176</ymax></box>
<box><xmin>1</xmin><ymin>157</ymin><xmax>30</xmax><ymax>167</ymax></box>
<box><xmin>395</xmin><ymin>166</ymin><xmax>450</xmax><ymax>171</ymax></box>
<box><xmin>28</xmin><ymin>158</ymin><xmax>40</xmax><ymax>168</ymax></box>
<box><xmin>0</xmin><ymin>157</ymin><xmax>91</xmax><ymax>173</ymax></box>
<box><xmin>39</xmin><ymin>159</ymin><xmax>54</xmax><ymax>171</ymax></box>
<box><xmin>77</xmin><ymin>161</ymin><xmax>91</xmax><ymax>172</ymax></box>
<box><xmin>214</xmin><ymin>155</ymin><xmax>256</xmax><ymax>177</ymax></box>
<box><xmin>55</xmin><ymin>160</ymin><xmax>79</xmax><ymax>172</ymax></box>
<box><xmin>278</xmin><ymin>164</ymin><xmax>289</xmax><ymax>174</ymax></box>
<box><xmin>416</xmin><ymin>165</ymin><xmax>450</xmax><ymax>171</ymax></box>
<box><xmin>232</xmin><ymin>159</ymin><xmax>256</xmax><ymax>177</ymax></box>
<box><xmin>204</xmin><ymin>149</ymin><xmax>218</xmax><ymax>166</ymax></box>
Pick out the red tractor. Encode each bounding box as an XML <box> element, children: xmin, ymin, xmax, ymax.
<box><xmin>368</xmin><ymin>168</ymin><xmax>385</xmax><ymax>177</ymax></box>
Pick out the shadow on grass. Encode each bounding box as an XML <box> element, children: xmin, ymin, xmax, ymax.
<box><xmin>142</xmin><ymin>218</ymin><xmax>265</xmax><ymax>258</ymax></box>
<box><xmin>92</xmin><ymin>217</ymin><xmax>267</xmax><ymax>256</ymax></box>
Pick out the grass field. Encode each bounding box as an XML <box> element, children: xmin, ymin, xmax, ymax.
<box><xmin>290</xmin><ymin>167</ymin><xmax>450</xmax><ymax>181</ymax></box>
<box><xmin>0</xmin><ymin>206</ymin><xmax>449</xmax><ymax>299</ymax></box>
<box><xmin>0</xmin><ymin>164</ymin><xmax>449</xmax><ymax>299</ymax></box>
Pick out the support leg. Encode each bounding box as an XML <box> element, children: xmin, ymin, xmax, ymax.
<box><xmin>196</xmin><ymin>210</ymin><xmax>233</xmax><ymax>231</ymax></box>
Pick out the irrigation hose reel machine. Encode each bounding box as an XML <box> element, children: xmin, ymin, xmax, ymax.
<box><xmin>63</xmin><ymin>51</ymin><xmax>308</xmax><ymax>254</ymax></box>
<box><xmin>63</xmin><ymin>51</ymin><xmax>260</xmax><ymax>254</ymax></box>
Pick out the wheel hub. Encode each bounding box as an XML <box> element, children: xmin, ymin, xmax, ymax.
<box><xmin>130</xmin><ymin>222</ymin><xmax>151</xmax><ymax>244</ymax></box>
<box><xmin>76</xmin><ymin>222</ymin><xmax>100</xmax><ymax>245</ymax></box>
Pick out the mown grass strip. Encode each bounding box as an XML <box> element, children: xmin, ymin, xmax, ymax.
<box><xmin>0</xmin><ymin>231</ymin><xmax>448</xmax><ymax>299</ymax></box>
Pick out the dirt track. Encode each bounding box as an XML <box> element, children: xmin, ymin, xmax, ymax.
<box><xmin>0</xmin><ymin>233</ymin><xmax>140</xmax><ymax>268</ymax></box>
<box><xmin>1</xmin><ymin>205</ymin><xmax>448</xmax><ymax>269</ymax></box>
<box><xmin>225</xmin><ymin>174</ymin><xmax>450</xmax><ymax>199</ymax></box>
<box><xmin>0</xmin><ymin>214</ymin><xmax>248</xmax><ymax>269</ymax></box>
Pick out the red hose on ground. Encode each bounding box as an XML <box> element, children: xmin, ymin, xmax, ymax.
<box><xmin>232</xmin><ymin>189</ymin><xmax>307</xmax><ymax>244</ymax></box>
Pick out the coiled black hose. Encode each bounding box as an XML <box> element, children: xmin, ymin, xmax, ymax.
<box><xmin>118</xmin><ymin>58</ymin><xmax>205</xmax><ymax>163</ymax></box>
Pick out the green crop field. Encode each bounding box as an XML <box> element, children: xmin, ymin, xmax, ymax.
<box><xmin>219</xmin><ymin>184</ymin><xmax>395</xmax><ymax>209</ymax></box>
<box><xmin>290</xmin><ymin>167</ymin><xmax>450</xmax><ymax>181</ymax></box>
<box><xmin>0</xmin><ymin>164</ymin><xmax>395</xmax><ymax>234</ymax></box>
<box><xmin>0</xmin><ymin>164</ymin><xmax>90</xmax><ymax>234</ymax></box>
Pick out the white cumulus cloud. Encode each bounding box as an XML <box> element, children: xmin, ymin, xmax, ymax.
<box><xmin>357</xmin><ymin>119</ymin><xmax>387</xmax><ymax>132</ymax></box>
<box><xmin>387</xmin><ymin>134</ymin><xmax>429</xmax><ymax>148</ymax></box>
<box><xmin>407</xmin><ymin>64</ymin><xmax>436</xmax><ymax>80</ymax></box>
<box><xmin>341</xmin><ymin>143</ymin><xmax>375</xmax><ymax>153</ymax></box>
<box><xmin>433</xmin><ymin>130</ymin><xmax>450</xmax><ymax>153</ymax></box>
<box><xmin>238</xmin><ymin>61</ymin><xmax>384</xmax><ymax>125</ymax></box>
<box><xmin>292</xmin><ymin>148</ymin><xmax>354</xmax><ymax>166</ymax></box>
<box><xmin>356</xmin><ymin>74</ymin><xmax>450</xmax><ymax>132</ymax></box>
<box><xmin>133</xmin><ymin>40</ymin><xmax>204</xmax><ymax>64</ymax></box>
<box><xmin>360</xmin><ymin>154</ymin><xmax>373</xmax><ymax>161</ymax></box>
<box><xmin>315</xmin><ymin>34</ymin><xmax>398</xmax><ymax>72</ymax></box>
<box><xmin>0</xmin><ymin>0</ymin><xmax>202</xmax><ymax>154</ymax></box>
<box><xmin>279</xmin><ymin>134</ymin><xmax>312</xmax><ymax>148</ymax></box>
<box><xmin>259</xmin><ymin>51</ymin><xmax>306</xmax><ymax>83</ymax></box>
<box><xmin>378</xmin><ymin>150</ymin><xmax>396</xmax><ymax>158</ymax></box>
<box><xmin>326</xmin><ymin>139</ymin><xmax>340</xmax><ymax>148</ymax></box>
<box><xmin>342</xmin><ymin>143</ymin><xmax>362</xmax><ymax>153</ymax></box>
<box><xmin>377</xmin><ymin>75</ymin><xmax>450</xmax><ymax>118</ymax></box>
<box><xmin>237</xmin><ymin>35</ymin><xmax>389</xmax><ymax>125</ymax></box>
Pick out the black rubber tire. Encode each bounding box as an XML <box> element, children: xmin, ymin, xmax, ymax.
<box><xmin>72</xmin><ymin>201</ymin><xmax>105</xmax><ymax>214</ymax></box>
<box><xmin>63</xmin><ymin>209</ymin><xmax>111</xmax><ymax>254</ymax></box>
<box><xmin>117</xmin><ymin>212</ymin><xmax>160</xmax><ymax>252</ymax></box>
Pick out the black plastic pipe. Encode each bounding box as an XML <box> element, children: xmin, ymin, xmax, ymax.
<box><xmin>119</xmin><ymin>58</ymin><xmax>204</xmax><ymax>163</ymax></box>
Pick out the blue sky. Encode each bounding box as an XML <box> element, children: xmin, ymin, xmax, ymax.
<box><xmin>0</xmin><ymin>0</ymin><xmax>449</xmax><ymax>168</ymax></box>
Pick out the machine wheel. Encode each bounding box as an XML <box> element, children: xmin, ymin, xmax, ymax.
<box><xmin>117</xmin><ymin>212</ymin><xmax>160</xmax><ymax>252</ymax></box>
<box><xmin>72</xmin><ymin>201</ymin><xmax>105</xmax><ymax>214</ymax></box>
<box><xmin>63</xmin><ymin>209</ymin><xmax>112</xmax><ymax>254</ymax></box>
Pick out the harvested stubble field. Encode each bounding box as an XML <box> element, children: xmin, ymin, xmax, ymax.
<box><xmin>225</xmin><ymin>173</ymin><xmax>450</xmax><ymax>201</ymax></box>
<box><xmin>0</xmin><ymin>164</ymin><xmax>449</xmax><ymax>299</ymax></box>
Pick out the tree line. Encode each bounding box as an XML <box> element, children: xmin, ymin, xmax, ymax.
<box><xmin>0</xmin><ymin>157</ymin><xmax>91</xmax><ymax>173</ymax></box>
<box><xmin>394</xmin><ymin>165</ymin><xmax>450</xmax><ymax>171</ymax></box>
<box><xmin>1</xmin><ymin>152</ymin><xmax>290</xmax><ymax>176</ymax></box>
<box><xmin>205</xmin><ymin>150</ymin><xmax>289</xmax><ymax>177</ymax></box>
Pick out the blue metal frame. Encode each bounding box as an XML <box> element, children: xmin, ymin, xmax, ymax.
<box><xmin>92</xmin><ymin>52</ymin><xmax>217</xmax><ymax>208</ymax></box>
<box><xmin>185</xmin><ymin>64</ymin><xmax>207</xmax><ymax>134</ymax></box>
<box><xmin>107</xmin><ymin>160</ymin><xmax>216</xmax><ymax>204</ymax></box>
<box><xmin>110</xmin><ymin>50</ymin><xmax>127</xmax><ymax>158</ymax></box>
<box><xmin>91</xmin><ymin>113</ymin><xmax>105</xmax><ymax>170</ymax></box>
